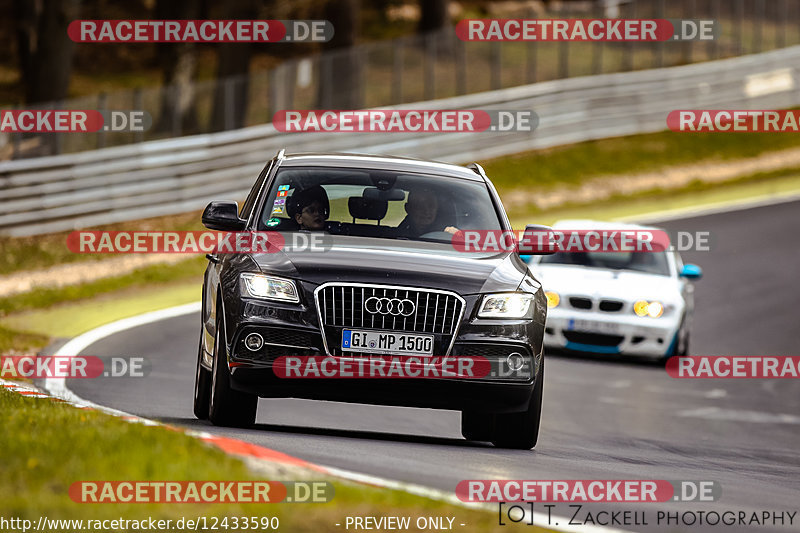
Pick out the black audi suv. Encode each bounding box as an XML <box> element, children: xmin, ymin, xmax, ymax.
<box><xmin>193</xmin><ymin>150</ymin><xmax>549</xmax><ymax>449</ymax></box>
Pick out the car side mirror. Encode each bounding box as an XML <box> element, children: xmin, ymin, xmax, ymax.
<box><xmin>202</xmin><ymin>201</ymin><xmax>246</xmax><ymax>231</ymax></box>
<box><xmin>680</xmin><ymin>264</ymin><xmax>703</xmax><ymax>279</ymax></box>
<box><xmin>519</xmin><ymin>224</ymin><xmax>556</xmax><ymax>255</ymax></box>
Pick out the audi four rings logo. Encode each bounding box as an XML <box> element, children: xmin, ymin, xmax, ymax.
<box><xmin>364</xmin><ymin>296</ymin><xmax>415</xmax><ymax>316</ymax></box>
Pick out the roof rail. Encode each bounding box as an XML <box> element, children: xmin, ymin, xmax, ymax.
<box><xmin>276</xmin><ymin>148</ymin><xmax>286</xmax><ymax>160</ymax></box>
<box><xmin>466</xmin><ymin>162</ymin><xmax>487</xmax><ymax>179</ymax></box>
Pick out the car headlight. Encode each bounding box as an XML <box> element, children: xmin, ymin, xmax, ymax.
<box><xmin>544</xmin><ymin>291</ymin><xmax>560</xmax><ymax>308</ymax></box>
<box><xmin>240</xmin><ymin>273</ymin><xmax>299</xmax><ymax>303</ymax></box>
<box><xmin>478</xmin><ymin>293</ymin><xmax>534</xmax><ymax>318</ymax></box>
<box><xmin>634</xmin><ymin>300</ymin><xmax>664</xmax><ymax>318</ymax></box>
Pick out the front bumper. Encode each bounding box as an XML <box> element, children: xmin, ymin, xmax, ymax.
<box><xmin>219</xmin><ymin>292</ymin><xmax>544</xmax><ymax>413</ymax></box>
<box><xmin>544</xmin><ymin>308</ymin><xmax>679</xmax><ymax>357</ymax></box>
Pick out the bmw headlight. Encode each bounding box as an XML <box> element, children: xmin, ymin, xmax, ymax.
<box><xmin>478</xmin><ymin>293</ymin><xmax>534</xmax><ymax>318</ymax></box>
<box><xmin>544</xmin><ymin>291</ymin><xmax>560</xmax><ymax>308</ymax></box>
<box><xmin>634</xmin><ymin>300</ymin><xmax>664</xmax><ymax>318</ymax></box>
<box><xmin>240</xmin><ymin>273</ymin><xmax>299</xmax><ymax>303</ymax></box>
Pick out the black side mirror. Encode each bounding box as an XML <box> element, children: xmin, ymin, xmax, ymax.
<box><xmin>202</xmin><ymin>201</ymin><xmax>246</xmax><ymax>231</ymax></box>
<box><xmin>519</xmin><ymin>224</ymin><xmax>556</xmax><ymax>255</ymax></box>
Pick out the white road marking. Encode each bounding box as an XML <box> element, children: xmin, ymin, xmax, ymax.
<box><xmin>37</xmin><ymin>301</ymin><xmax>634</xmax><ymax>533</ymax></box>
<box><xmin>678</xmin><ymin>407</ymin><xmax>800</xmax><ymax>425</ymax></box>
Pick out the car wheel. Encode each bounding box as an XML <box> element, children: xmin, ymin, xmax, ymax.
<box><xmin>193</xmin><ymin>334</ymin><xmax>211</xmax><ymax>420</ymax></box>
<box><xmin>491</xmin><ymin>360</ymin><xmax>544</xmax><ymax>450</ymax></box>
<box><xmin>665</xmin><ymin>316</ymin><xmax>689</xmax><ymax>359</ymax></box>
<box><xmin>461</xmin><ymin>411</ymin><xmax>494</xmax><ymax>441</ymax></box>
<box><xmin>208</xmin><ymin>317</ymin><xmax>257</xmax><ymax>427</ymax></box>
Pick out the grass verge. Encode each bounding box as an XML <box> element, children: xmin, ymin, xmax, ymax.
<box><xmin>483</xmin><ymin>129</ymin><xmax>800</xmax><ymax>193</ymax></box>
<box><xmin>0</xmin><ymin>387</ymin><xmax>542</xmax><ymax>532</ymax></box>
<box><xmin>508</xmin><ymin>168</ymin><xmax>800</xmax><ymax>227</ymax></box>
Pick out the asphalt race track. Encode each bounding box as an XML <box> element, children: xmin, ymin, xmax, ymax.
<box><xmin>68</xmin><ymin>199</ymin><xmax>800</xmax><ymax>532</ymax></box>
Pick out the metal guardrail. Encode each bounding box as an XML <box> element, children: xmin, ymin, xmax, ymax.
<box><xmin>2</xmin><ymin>46</ymin><xmax>799</xmax><ymax>237</ymax></box>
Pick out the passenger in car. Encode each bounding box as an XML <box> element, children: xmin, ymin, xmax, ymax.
<box><xmin>395</xmin><ymin>188</ymin><xmax>459</xmax><ymax>238</ymax></box>
<box><xmin>287</xmin><ymin>185</ymin><xmax>330</xmax><ymax>231</ymax></box>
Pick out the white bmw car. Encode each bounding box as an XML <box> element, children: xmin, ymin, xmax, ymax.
<box><xmin>525</xmin><ymin>220</ymin><xmax>702</xmax><ymax>359</ymax></box>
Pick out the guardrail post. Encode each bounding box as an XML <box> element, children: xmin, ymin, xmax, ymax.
<box><xmin>778</xmin><ymin>0</ymin><xmax>788</xmax><ymax>48</ymax></box>
<box><xmin>54</xmin><ymin>100</ymin><xmax>63</xmax><ymax>155</ymax></box>
<box><xmin>224</xmin><ymin>78</ymin><xmax>234</xmax><ymax>131</ymax></box>
<box><xmin>753</xmin><ymin>0</ymin><xmax>764</xmax><ymax>53</ymax></box>
<box><xmin>490</xmin><ymin>42</ymin><xmax>501</xmax><ymax>90</ymax></box>
<box><xmin>392</xmin><ymin>40</ymin><xmax>404</xmax><ymax>103</ymax></box>
<box><xmin>455</xmin><ymin>34</ymin><xmax>467</xmax><ymax>95</ymax></box>
<box><xmin>735</xmin><ymin>0</ymin><xmax>744</xmax><ymax>55</ymax></box>
<box><xmin>171</xmin><ymin>84</ymin><xmax>181</xmax><ymax>137</ymax></box>
<box><xmin>424</xmin><ymin>32</ymin><xmax>435</xmax><ymax>100</ymax></box>
<box><xmin>682</xmin><ymin>0</ymin><xmax>695</xmax><ymax>63</ymax></box>
<box><xmin>11</xmin><ymin>104</ymin><xmax>21</xmax><ymax>159</ymax></box>
<box><xmin>133</xmin><ymin>88</ymin><xmax>144</xmax><ymax>143</ymax></box>
<box><xmin>97</xmin><ymin>92</ymin><xmax>107</xmax><ymax>149</ymax></box>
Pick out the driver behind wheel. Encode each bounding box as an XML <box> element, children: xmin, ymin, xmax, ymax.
<box><xmin>396</xmin><ymin>188</ymin><xmax>459</xmax><ymax>238</ymax></box>
<box><xmin>287</xmin><ymin>185</ymin><xmax>330</xmax><ymax>231</ymax></box>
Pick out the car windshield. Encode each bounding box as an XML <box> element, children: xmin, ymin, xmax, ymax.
<box><xmin>256</xmin><ymin>166</ymin><xmax>503</xmax><ymax>242</ymax></box>
<box><xmin>539</xmin><ymin>250</ymin><xmax>670</xmax><ymax>276</ymax></box>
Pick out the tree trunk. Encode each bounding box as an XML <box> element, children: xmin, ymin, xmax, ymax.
<box><xmin>211</xmin><ymin>0</ymin><xmax>259</xmax><ymax>131</ymax></box>
<box><xmin>14</xmin><ymin>0</ymin><xmax>82</xmax><ymax>105</ymax></box>
<box><xmin>153</xmin><ymin>0</ymin><xmax>204</xmax><ymax>134</ymax></box>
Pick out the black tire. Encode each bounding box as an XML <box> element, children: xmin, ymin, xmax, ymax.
<box><xmin>664</xmin><ymin>316</ymin><xmax>689</xmax><ymax>359</ymax></box>
<box><xmin>491</xmin><ymin>360</ymin><xmax>544</xmax><ymax>450</ymax></box>
<box><xmin>208</xmin><ymin>318</ymin><xmax>258</xmax><ymax>427</ymax></box>
<box><xmin>193</xmin><ymin>334</ymin><xmax>211</xmax><ymax>420</ymax></box>
<box><xmin>461</xmin><ymin>411</ymin><xmax>494</xmax><ymax>441</ymax></box>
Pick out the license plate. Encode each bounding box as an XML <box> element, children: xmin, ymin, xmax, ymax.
<box><xmin>566</xmin><ymin>319</ymin><xmax>621</xmax><ymax>334</ymax></box>
<box><xmin>341</xmin><ymin>329</ymin><xmax>434</xmax><ymax>356</ymax></box>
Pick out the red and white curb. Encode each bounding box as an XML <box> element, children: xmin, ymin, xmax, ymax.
<box><xmin>5</xmin><ymin>303</ymin><xmax>628</xmax><ymax>533</ymax></box>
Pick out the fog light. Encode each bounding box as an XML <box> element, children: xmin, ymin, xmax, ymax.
<box><xmin>244</xmin><ymin>333</ymin><xmax>264</xmax><ymax>351</ymax></box>
<box><xmin>507</xmin><ymin>352</ymin><xmax>525</xmax><ymax>371</ymax></box>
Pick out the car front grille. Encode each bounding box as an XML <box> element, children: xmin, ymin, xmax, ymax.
<box><xmin>314</xmin><ymin>283</ymin><xmax>465</xmax><ymax>355</ymax></box>
<box><xmin>598</xmin><ymin>299</ymin><xmax>624</xmax><ymax>312</ymax></box>
<box><xmin>563</xmin><ymin>331</ymin><xmax>624</xmax><ymax>347</ymax></box>
<box><xmin>569</xmin><ymin>297</ymin><xmax>593</xmax><ymax>310</ymax></box>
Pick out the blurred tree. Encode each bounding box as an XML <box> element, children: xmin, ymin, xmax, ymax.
<box><xmin>154</xmin><ymin>0</ymin><xmax>205</xmax><ymax>133</ymax></box>
<box><xmin>417</xmin><ymin>0</ymin><xmax>448</xmax><ymax>33</ymax></box>
<box><xmin>316</xmin><ymin>0</ymin><xmax>361</xmax><ymax>109</ymax></box>
<box><xmin>211</xmin><ymin>0</ymin><xmax>260</xmax><ymax>131</ymax></box>
<box><xmin>14</xmin><ymin>0</ymin><xmax>82</xmax><ymax>104</ymax></box>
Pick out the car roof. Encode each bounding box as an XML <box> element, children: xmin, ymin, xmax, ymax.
<box><xmin>278</xmin><ymin>152</ymin><xmax>484</xmax><ymax>182</ymax></box>
<box><xmin>552</xmin><ymin>219</ymin><xmax>664</xmax><ymax>232</ymax></box>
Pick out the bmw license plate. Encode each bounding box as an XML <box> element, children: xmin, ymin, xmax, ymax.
<box><xmin>341</xmin><ymin>329</ymin><xmax>434</xmax><ymax>356</ymax></box>
<box><xmin>566</xmin><ymin>319</ymin><xmax>621</xmax><ymax>334</ymax></box>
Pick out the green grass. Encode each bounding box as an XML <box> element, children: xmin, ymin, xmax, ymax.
<box><xmin>0</xmin><ymin>388</ymin><xmax>543</xmax><ymax>532</ymax></box>
<box><xmin>0</xmin><ymin>324</ymin><xmax>49</xmax><ymax>357</ymax></box>
<box><xmin>0</xmin><ymin>211</ymin><xmax>205</xmax><ymax>276</ymax></box>
<box><xmin>0</xmin><ymin>256</ymin><xmax>206</xmax><ymax>318</ymax></box>
<box><xmin>482</xmin><ymin>129</ymin><xmax>800</xmax><ymax>193</ymax></box>
<box><xmin>1</xmin><ymin>281</ymin><xmax>200</xmax><ymax>340</ymax></box>
<box><xmin>508</xmin><ymin>168</ymin><xmax>800</xmax><ymax>228</ymax></box>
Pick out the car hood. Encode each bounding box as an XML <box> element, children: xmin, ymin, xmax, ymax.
<box><xmin>532</xmin><ymin>264</ymin><xmax>681</xmax><ymax>302</ymax></box>
<box><xmin>250</xmin><ymin>236</ymin><xmax>528</xmax><ymax>294</ymax></box>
